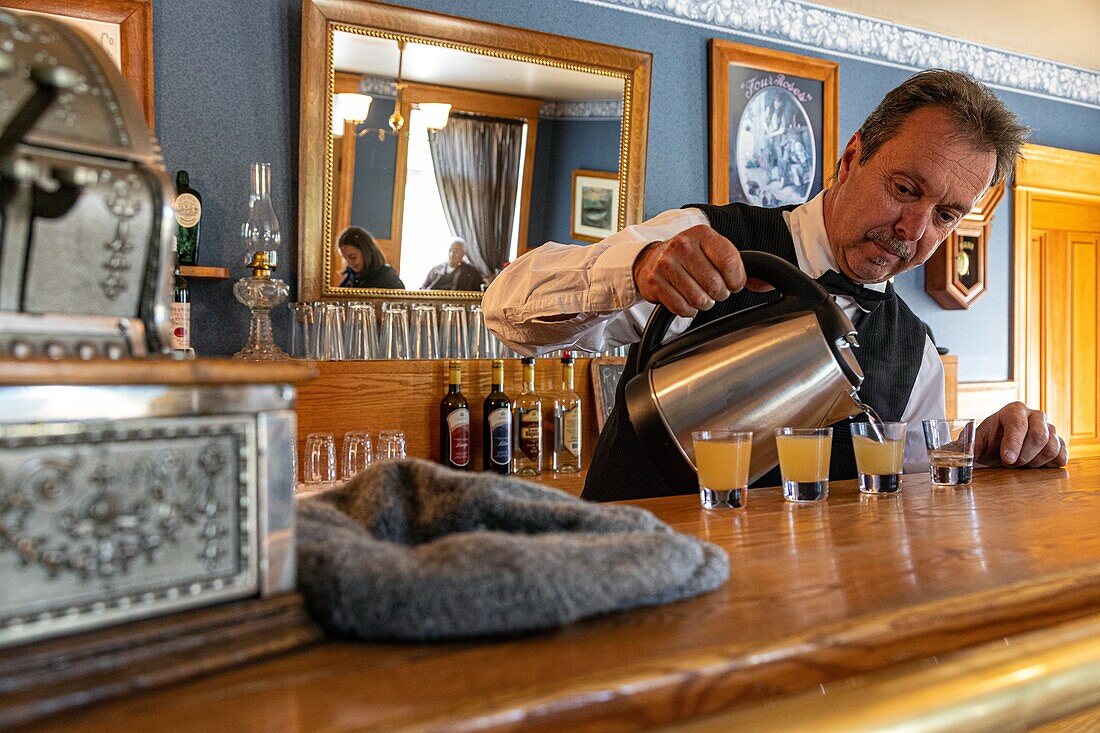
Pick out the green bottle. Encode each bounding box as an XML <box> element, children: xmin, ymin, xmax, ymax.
<box><xmin>174</xmin><ymin>170</ymin><xmax>202</xmax><ymax>266</ymax></box>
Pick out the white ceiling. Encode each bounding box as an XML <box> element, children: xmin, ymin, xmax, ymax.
<box><xmin>333</xmin><ymin>31</ymin><xmax>625</xmax><ymax>101</ymax></box>
<box><xmin>807</xmin><ymin>0</ymin><xmax>1099</xmax><ymax>71</ymax></box>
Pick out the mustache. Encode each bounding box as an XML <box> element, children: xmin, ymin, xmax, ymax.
<box><xmin>866</xmin><ymin>231</ymin><xmax>914</xmax><ymax>262</ymax></box>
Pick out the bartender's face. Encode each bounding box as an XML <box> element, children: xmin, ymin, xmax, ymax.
<box><xmin>824</xmin><ymin>106</ymin><xmax>996</xmax><ymax>284</ymax></box>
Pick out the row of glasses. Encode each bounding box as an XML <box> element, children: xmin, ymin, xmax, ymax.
<box><xmin>300</xmin><ymin>430</ymin><xmax>407</xmax><ymax>489</ymax></box>
<box><xmin>291</xmin><ymin>301</ymin><xmax>512</xmax><ymax>360</ymax></box>
<box><xmin>290</xmin><ymin>301</ymin><xmax>379</xmax><ymax>360</ymax></box>
<box><xmin>691</xmin><ymin>418</ymin><xmax>977</xmax><ymax>510</ymax></box>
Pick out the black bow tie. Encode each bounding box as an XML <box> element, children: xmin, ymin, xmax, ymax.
<box><xmin>815</xmin><ymin>269</ymin><xmax>894</xmax><ymax>312</ymax></box>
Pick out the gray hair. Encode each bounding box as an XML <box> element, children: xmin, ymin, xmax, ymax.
<box><xmin>853</xmin><ymin>69</ymin><xmax>1029</xmax><ymax>186</ymax></box>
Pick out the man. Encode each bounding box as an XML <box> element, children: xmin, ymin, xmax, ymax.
<box><xmin>421</xmin><ymin>237</ymin><xmax>485</xmax><ymax>291</ymax></box>
<box><xmin>484</xmin><ymin>69</ymin><xmax>1067</xmax><ymax>502</ymax></box>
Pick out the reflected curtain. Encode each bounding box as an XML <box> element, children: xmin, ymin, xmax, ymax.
<box><xmin>429</xmin><ymin>112</ymin><xmax>522</xmax><ymax>278</ymax></box>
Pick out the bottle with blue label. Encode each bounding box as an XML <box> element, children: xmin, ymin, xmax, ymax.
<box><xmin>483</xmin><ymin>359</ymin><xmax>512</xmax><ymax>473</ymax></box>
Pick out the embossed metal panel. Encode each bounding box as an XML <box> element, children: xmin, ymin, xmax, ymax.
<box><xmin>0</xmin><ymin>416</ymin><xmax>258</xmax><ymax>647</ymax></box>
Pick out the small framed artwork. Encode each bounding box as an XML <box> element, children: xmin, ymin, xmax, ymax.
<box><xmin>709</xmin><ymin>39</ymin><xmax>837</xmax><ymax>207</ymax></box>
<box><xmin>1</xmin><ymin>0</ymin><xmax>155</xmax><ymax>126</ymax></box>
<box><xmin>571</xmin><ymin>169</ymin><xmax>620</xmax><ymax>243</ymax></box>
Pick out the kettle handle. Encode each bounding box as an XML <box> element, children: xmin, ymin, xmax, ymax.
<box><xmin>631</xmin><ymin>251</ymin><xmax>830</xmax><ymax>375</ymax></box>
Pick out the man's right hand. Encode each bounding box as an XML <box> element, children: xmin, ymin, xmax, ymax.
<box><xmin>632</xmin><ymin>224</ymin><xmax>761</xmax><ymax>318</ymax></box>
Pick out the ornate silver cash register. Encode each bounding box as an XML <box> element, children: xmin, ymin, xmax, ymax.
<box><xmin>0</xmin><ymin>11</ymin><xmax>317</xmax><ymax>726</ymax></box>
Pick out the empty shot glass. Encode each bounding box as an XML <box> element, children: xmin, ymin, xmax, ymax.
<box><xmin>376</xmin><ymin>430</ymin><xmax>407</xmax><ymax>461</ymax></box>
<box><xmin>922</xmin><ymin>418</ymin><xmax>976</xmax><ymax>486</ymax></box>
<box><xmin>852</xmin><ymin>421</ymin><xmax>906</xmax><ymax>494</ymax></box>
<box><xmin>776</xmin><ymin>427</ymin><xmax>832</xmax><ymax>502</ymax></box>
<box><xmin>692</xmin><ymin>430</ymin><xmax>753</xmax><ymax>509</ymax></box>
<box><xmin>303</xmin><ymin>432</ymin><xmax>336</xmax><ymax>487</ymax></box>
<box><xmin>341</xmin><ymin>431</ymin><xmax>372</xmax><ymax>480</ymax></box>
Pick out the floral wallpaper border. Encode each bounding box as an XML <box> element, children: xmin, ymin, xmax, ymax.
<box><xmin>574</xmin><ymin>0</ymin><xmax>1099</xmax><ymax>108</ymax></box>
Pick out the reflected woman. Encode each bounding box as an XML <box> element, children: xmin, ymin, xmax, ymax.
<box><xmin>337</xmin><ymin>226</ymin><xmax>405</xmax><ymax>289</ymax></box>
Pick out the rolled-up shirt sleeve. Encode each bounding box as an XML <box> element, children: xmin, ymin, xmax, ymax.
<box><xmin>483</xmin><ymin>208</ymin><xmax>707</xmax><ymax>355</ymax></box>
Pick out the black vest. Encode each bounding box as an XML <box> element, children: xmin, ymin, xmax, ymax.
<box><xmin>581</xmin><ymin>202</ymin><xmax>927</xmax><ymax>502</ymax></box>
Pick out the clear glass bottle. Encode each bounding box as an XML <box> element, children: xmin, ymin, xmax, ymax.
<box><xmin>439</xmin><ymin>360</ymin><xmax>470</xmax><ymax>470</ymax></box>
<box><xmin>483</xmin><ymin>359</ymin><xmax>512</xmax><ymax>474</ymax></box>
<box><xmin>553</xmin><ymin>352</ymin><xmax>582</xmax><ymax>473</ymax></box>
<box><xmin>513</xmin><ymin>356</ymin><xmax>542</xmax><ymax>476</ymax></box>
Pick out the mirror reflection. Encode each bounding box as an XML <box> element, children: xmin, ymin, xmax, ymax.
<box><xmin>328</xmin><ymin>30</ymin><xmax>625</xmax><ymax>296</ymax></box>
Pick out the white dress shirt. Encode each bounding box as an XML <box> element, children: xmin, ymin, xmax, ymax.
<box><xmin>484</xmin><ymin>191</ymin><xmax>944</xmax><ymax>472</ymax></box>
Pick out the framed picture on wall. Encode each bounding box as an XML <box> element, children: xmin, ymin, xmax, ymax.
<box><xmin>571</xmin><ymin>169</ymin><xmax>620</xmax><ymax>243</ymax></box>
<box><xmin>709</xmin><ymin>39</ymin><xmax>837</xmax><ymax>207</ymax></box>
<box><xmin>0</xmin><ymin>0</ymin><xmax>155</xmax><ymax>126</ymax></box>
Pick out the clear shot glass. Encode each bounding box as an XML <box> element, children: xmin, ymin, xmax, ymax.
<box><xmin>922</xmin><ymin>418</ymin><xmax>976</xmax><ymax>486</ymax></box>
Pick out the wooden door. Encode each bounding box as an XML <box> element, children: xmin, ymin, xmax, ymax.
<box><xmin>1029</xmin><ymin>193</ymin><xmax>1100</xmax><ymax>457</ymax></box>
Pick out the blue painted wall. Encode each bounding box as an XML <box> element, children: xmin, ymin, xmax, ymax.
<box><xmin>528</xmin><ymin>117</ymin><xmax>621</xmax><ymax>247</ymax></box>
<box><xmin>154</xmin><ymin>0</ymin><xmax>1100</xmax><ymax>380</ymax></box>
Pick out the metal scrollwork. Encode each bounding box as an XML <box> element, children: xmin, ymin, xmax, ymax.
<box><xmin>0</xmin><ymin>441</ymin><xmax>233</xmax><ymax>581</ymax></box>
<box><xmin>99</xmin><ymin>171</ymin><xmax>143</xmax><ymax>300</ymax></box>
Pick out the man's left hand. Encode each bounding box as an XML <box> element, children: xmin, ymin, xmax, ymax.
<box><xmin>974</xmin><ymin>402</ymin><xmax>1068</xmax><ymax>468</ymax></box>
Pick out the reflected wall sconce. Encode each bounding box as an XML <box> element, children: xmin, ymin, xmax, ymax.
<box><xmin>334</xmin><ymin>40</ymin><xmax>451</xmax><ymax>141</ymax></box>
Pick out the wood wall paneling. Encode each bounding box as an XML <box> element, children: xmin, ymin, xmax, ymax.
<box><xmin>295</xmin><ymin>359</ymin><xmax>599</xmax><ymax>495</ymax></box>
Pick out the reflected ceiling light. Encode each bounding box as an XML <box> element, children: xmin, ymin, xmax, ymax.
<box><xmin>349</xmin><ymin>40</ymin><xmax>451</xmax><ymax>141</ymax></box>
<box><xmin>336</xmin><ymin>92</ymin><xmax>373</xmax><ymax>126</ymax></box>
<box><xmin>418</xmin><ymin>102</ymin><xmax>451</xmax><ymax>131</ymax></box>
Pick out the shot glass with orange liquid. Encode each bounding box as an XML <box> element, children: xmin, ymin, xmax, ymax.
<box><xmin>775</xmin><ymin>427</ymin><xmax>832</xmax><ymax>502</ymax></box>
<box><xmin>851</xmin><ymin>421</ymin><xmax>906</xmax><ymax>494</ymax></box>
<box><xmin>692</xmin><ymin>430</ymin><xmax>753</xmax><ymax>509</ymax></box>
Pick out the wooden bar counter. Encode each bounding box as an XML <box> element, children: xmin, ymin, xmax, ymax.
<box><xmin>24</xmin><ymin>457</ymin><xmax>1100</xmax><ymax>732</ymax></box>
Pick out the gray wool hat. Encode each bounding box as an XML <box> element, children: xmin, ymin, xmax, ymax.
<box><xmin>296</xmin><ymin>458</ymin><xmax>728</xmax><ymax>641</ymax></box>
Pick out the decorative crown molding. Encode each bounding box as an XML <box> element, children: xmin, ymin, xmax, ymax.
<box><xmin>540</xmin><ymin>99</ymin><xmax>623</xmax><ymax>119</ymax></box>
<box><xmin>573</xmin><ymin>0</ymin><xmax>1099</xmax><ymax>108</ymax></box>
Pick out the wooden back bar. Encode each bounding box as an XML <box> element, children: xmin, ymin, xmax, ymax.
<box><xmin>294</xmin><ymin>355</ymin><xmax>960</xmax><ymax>495</ymax></box>
<box><xmin>38</xmin><ymin>458</ymin><xmax>1100</xmax><ymax>733</ymax></box>
<box><xmin>294</xmin><ymin>358</ymin><xmax>601</xmax><ymax>494</ymax></box>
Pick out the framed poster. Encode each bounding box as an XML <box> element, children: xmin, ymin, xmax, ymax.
<box><xmin>709</xmin><ymin>40</ymin><xmax>837</xmax><ymax>207</ymax></box>
<box><xmin>0</xmin><ymin>0</ymin><xmax>155</xmax><ymax>125</ymax></box>
<box><xmin>571</xmin><ymin>169</ymin><xmax>620</xmax><ymax>243</ymax></box>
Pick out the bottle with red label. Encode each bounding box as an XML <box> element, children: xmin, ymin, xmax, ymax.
<box><xmin>170</xmin><ymin>238</ymin><xmax>194</xmax><ymax>358</ymax></box>
<box><xmin>439</xmin><ymin>360</ymin><xmax>470</xmax><ymax>469</ymax></box>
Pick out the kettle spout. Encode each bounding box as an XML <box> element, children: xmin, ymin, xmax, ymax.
<box><xmin>823</xmin><ymin>388</ymin><xmax>866</xmax><ymax>426</ymax></box>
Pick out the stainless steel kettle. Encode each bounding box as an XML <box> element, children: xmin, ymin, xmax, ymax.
<box><xmin>624</xmin><ymin>251</ymin><xmax>865</xmax><ymax>488</ymax></box>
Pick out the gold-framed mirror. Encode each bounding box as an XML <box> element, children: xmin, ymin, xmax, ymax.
<box><xmin>299</xmin><ymin>0</ymin><xmax>651</xmax><ymax>301</ymax></box>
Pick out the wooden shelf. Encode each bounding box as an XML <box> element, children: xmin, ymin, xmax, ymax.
<box><xmin>0</xmin><ymin>357</ymin><xmax>317</xmax><ymax>386</ymax></box>
<box><xmin>179</xmin><ymin>265</ymin><xmax>231</xmax><ymax>280</ymax></box>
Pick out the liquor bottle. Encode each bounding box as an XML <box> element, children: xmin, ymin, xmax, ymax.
<box><xmin>483</xmin><ymin>359</ymin><xmax>512</xmax><ymax>474</ymax></box>
<box><xmin>174</xmin><ymin>171</ymin><xmax>202</xmax><ymax>266</ymax></box>
<box><xmin>552</xmin><ymin>352</ymin><xmax>582</xmax><ymax>473</ymax></box>
<box><xmin>170</xmin><ymin>239</ymin><xmax>193</xmax><ymax>357</ymax></box>
<box><xmin>439</xmin><ymin>360</ymin><xmax>470</xmax><ymax>470</ymax></box>
<box><xmin>513</xmin><ymin>356</ymin><xmax>542</xmax><ymax>476</ymax></box>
